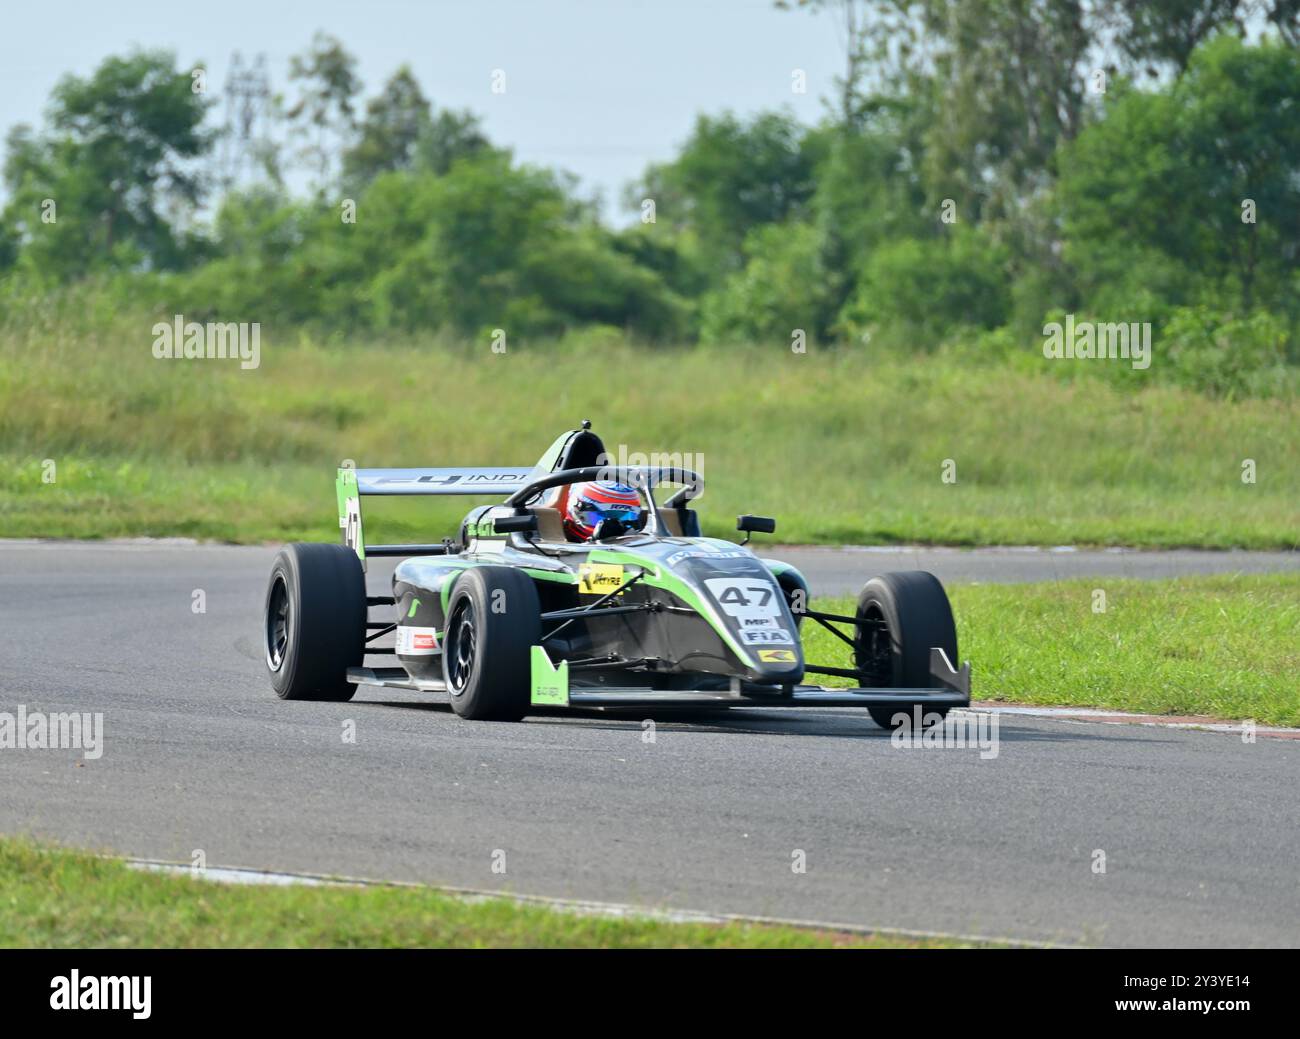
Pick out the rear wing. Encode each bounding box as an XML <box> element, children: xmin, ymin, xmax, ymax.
<box><xmin>337</xmin><ymin>466</ymin><xmax>533</xmax><ymax>567</ymax></box>
<box><xmin>351</xmin><ymin>467</ymin><xmax>535</xmax><ymax>495</ymax></box>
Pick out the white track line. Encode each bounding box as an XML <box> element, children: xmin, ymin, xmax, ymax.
<box><xmin>961</xmin><ymin>704</ymin><xmax>1299</xmax><ymax>739</ymax></box>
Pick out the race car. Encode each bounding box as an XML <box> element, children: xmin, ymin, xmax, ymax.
<box><xmin>263</xmin><ymin>423</ymin><xmax>970</xmax><ymax>726</ymax></box>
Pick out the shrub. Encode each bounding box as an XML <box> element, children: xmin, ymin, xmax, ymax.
<box><xmin>1160</xmin><ymin>307</ymin><xmax>1294</xmax><ymax>399</ymax></box>
<box><xmin>697</xmin><ymin>221</ymin><xmax>830</xmax><ymax>346</ymax></box>
<box><xmin>838</xmin><ymin>229</ymin><xmax>1011</xmax><ymax>348</ymax></box>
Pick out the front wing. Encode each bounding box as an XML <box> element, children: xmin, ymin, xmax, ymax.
<box><xmin>345</xmin><ymin>647</ymin><xmax>970</xmax><ymax>712</ymax></box>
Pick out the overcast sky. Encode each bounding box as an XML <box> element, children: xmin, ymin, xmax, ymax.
<box><xmin>1</xmin><ymin>0</ymin><xmax>846</xmax><ymax>223</ymax></box>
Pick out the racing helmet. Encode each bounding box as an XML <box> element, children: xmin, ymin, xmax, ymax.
<box><xmin>563</xmin><ymin>481</ymin><xmax>645</xmax><ymax>541</ymax></box>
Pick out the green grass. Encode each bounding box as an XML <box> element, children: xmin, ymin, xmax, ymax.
<box><xmin>0</xmin><ymin>838</ymin><xmax>970</xmax><ymax>948</ymax></box>
<box><xmin>1</xmin><ymin>303</ymin><xmax>1296</xmax><ymax>547</ymax></box>
<box><xmin>802</xmin><ymin>573</ymin><xmax>1300</xmax><ymax>726</ymax></box>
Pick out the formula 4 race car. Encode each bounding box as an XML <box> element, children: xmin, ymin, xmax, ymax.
<box><xmin>263</xmin><ymin>423</ymin><xmax>970</xmax><ymax>726</ymax></box>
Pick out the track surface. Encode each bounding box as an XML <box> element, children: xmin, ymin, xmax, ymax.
<box><xmin>1</xmin><ymin>542</ymin><xmax>1297</xmax><ymax>947</ymax></box>
<box><xmin>759</xmin><ymin>544</ymin><xmax>1299</xmax><ymax>593</ymax></box>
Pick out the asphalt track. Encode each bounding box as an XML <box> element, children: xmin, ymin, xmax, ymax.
<box><xmin>1</xmin><ymin>541</ymin><xmax>1297</xmax><ymax>947</ymax></box>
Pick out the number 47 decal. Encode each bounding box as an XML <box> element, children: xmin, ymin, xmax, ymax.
<box><xmin>704</xmin><ymin>578</ymin><xmax>783</xmax><ymax>620</ymax></box>
<box><xmin>717</xmin><ymin>584</ymin><xmax>772</xmax><ymax>607</ymax></box>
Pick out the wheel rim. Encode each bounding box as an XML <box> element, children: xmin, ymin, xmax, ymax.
<box><xmin>446</xmin><ymin>600</ymin><xmax>477</xmax><ymax>694</ymax></box>
<box><xmin>855</xmin><ymin>603</ymin><xmax>893</xmax><ymax>685</ymax></box>
<box><xmin>266</xmin><ymin>574</ymin><xmax>291</xmax><ymax>672</ymax></box>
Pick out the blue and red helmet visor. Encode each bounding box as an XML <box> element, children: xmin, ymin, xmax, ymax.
<box><xmin>565</xmin><ymin>481</ymin><xmax>646</xmax><ymax>538</ymax></box>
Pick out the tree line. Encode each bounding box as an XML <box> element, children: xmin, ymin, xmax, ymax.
<box><xmin>1</xmin><ymin>2</ymin><xmax>1298</xmax><ymax>394</ymax></box>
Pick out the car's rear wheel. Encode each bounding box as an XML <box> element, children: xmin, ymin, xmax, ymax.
<box><xmin>443</xmin><ymin>566</ymin><xmax>541</xmax><ymax>721</ymax></box>
<box><xmin>265</xmin><ymin>543</ymin><xmax>366</xmax><ymax>701</ymax></box>
<box><xmin>854</xmin><ymin>571</ymin><xmax>957</xmax><ymax>730</ymax></box>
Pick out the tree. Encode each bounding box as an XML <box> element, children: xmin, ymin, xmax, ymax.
<box><xmin>915</xmin><ymin>0</ymin><xmax>1091</xmax><ymax>223</ymax></box>
<box><xmin>341</xmin><ymin>67</ymin><xmax>496</xmax><ymax>191</ymax></box>
<box><xmin>1059</xmin><ymin>35</ymin><xmax>1300</xmax><ymax>315</ymax></box>
<box><xmin>631</xmin><ymin>111</ymin><xmax>818</xmax><ymax>276</ymax></box>
<box><xmin>341</xmin><ymin>66</ymin><xmax>431</xmax><ymax>189</ymax></box>
<box><xmin>2</xmin><ymin>50</ymin><xmax>212</xmax><ymax>278</ymax></box>
<box><xmin>1094</xmin><ymin>2</ymin><xmax>1300</xmax><ymax>77</ymax></box>
<box><xmin>699</xmin><ymin>221</ymin><xmax>833</xmax><ymax>343</ymax></box>
<box><xmin>1266</xmin><ymin>0</ymin><xmax>1300</xmax><ymax>45</ymax></box>
<box><xmin>776</xmin><ymin>0</ymin><xmax>876</xmax><ymax>126</ymax></box>
<box><xmin>806</xmin><ymin>107</ymin><xmax>931</xmax><ymax>326</ymax></box>
<box><xmin>839</xmin><ymin>227</ymin><xmax>1011</xmax><ymax>343</ymax></box>
<box><xmin>414</xmin><ymin>108</ymin><xmax>495</xmax><ymax>176</ymax></box>
<box><xmin>1103</xmin><ymin>1</ymin><xmax>1241</xmax><ymax>76</ymax></box>
<box><xmin>287</xmin><ymin>32</ymin><xmax>362</xmax><ymax>187</ymax></box>
<box><xmin>775</xmin><ymin>1</ymin><xmax>932</xmax><ymax>130</ymax></box>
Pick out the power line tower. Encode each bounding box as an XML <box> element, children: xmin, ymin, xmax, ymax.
<box><xmin>219</xmin><ymin>51</ymin><xmax>273</xmax><ymax>189</ymax></box>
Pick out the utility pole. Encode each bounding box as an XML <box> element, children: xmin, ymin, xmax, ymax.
<box><xmin>219</xmin><ymin>51</ymin><xmax>273</xmax><ymax>189</ymax></box>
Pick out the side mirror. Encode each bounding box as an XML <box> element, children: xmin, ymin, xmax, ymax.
<box><xmin>494</xmin><ymin>513</ymin><xmax>539</xmax><ymax>535</ymax></box>
<box><xmin>736</xmin><ymin>515</ymin><xmax>776</xmax><ymax>545</ymax></box>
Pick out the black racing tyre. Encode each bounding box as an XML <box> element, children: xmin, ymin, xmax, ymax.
<box><xmin>443</xmin><ymin>566</ymin><xmax>541</xmax><ymax>721</ymax></box>
<box><xmin>264</xmin><ymin>543</ymin><xmax>366</xmax><ymax>702</ymax></box>
<box><xmin>853</xmin><ymin>571</ymin><xmax>957</xmax><ymax>730</ymax></box>
<box><xmin>773</xmin><ymin>567</ymin><xmax>808</xmax><ymax>632</ymax></box>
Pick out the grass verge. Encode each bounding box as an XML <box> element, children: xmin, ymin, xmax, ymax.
<box><xmin>0</xmin><ymin>838</ymin><xmax>972</xmax><ymax>948</ymax></box>
<box><xmin>1</xmin><ymin>306</ymin><xmax>1296</xmax><ymax>547</ymax></box>
<box><xmin>801</xmin><ymin>573</ymin><xmax>1300</xmax><ymax>726</ymax></box>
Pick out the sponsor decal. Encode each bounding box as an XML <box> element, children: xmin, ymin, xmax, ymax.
<box><xmin>741</xmin><ymin>628</ymin><xmax>793</xmax><ymax>645</ymax></box>
<box><xmin>704</xmin><ymin>577</ymin><xmax>784</xmax><ymax>625</ymax></box>
<box><xmin>664</xmin><ymin>546</ymin><xmax>749</xmax><ymax>566</ymax></box>
<box><xmin>757</xmin><ymin>649</ymin><xmax>797</xmax><ymax>663</ymax></box>
<box><xmin>578</xmin><ymin>563</ymin><xmax>625</xmax><ymax>594</ymax></box>
<box><xmin>377</xmin><ymin>471</ymin><xmax>530</xmax><ymax>487</ymax></box>
<box><xmin>396</xmin><ymin>626</ymin><xmax>440</xmax><ymax>655</ymax></box>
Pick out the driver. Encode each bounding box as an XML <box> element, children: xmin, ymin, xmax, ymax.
<box><xmin>562</xmin><ymin>480</ymin><xmax>646</xmax><ymax>542</ymax></box>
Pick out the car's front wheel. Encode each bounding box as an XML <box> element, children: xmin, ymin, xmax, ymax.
<box><xmin>264</xmin><ymin>543</ymin><xmax>366</xmax><ymax>701</ymax></box>
<box><xmin>443</xmin><ymin>566</ymin><xmax>541</xmax><ymax>721</ymax></box>
<box><xmin>853</xmin><ymin>571</ymin><xmax>957</xmax><ymax>730</ymax></box>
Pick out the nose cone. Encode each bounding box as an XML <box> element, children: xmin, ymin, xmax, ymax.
<box><xmin>684</xmin><ymin>558</ymin><xmax>804</xmax><ymax>684</ymax></box>
<box><xmin>745</xmin><ymin>644</ymin><xmax>804</xmax><ymax>684</ymax></box>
